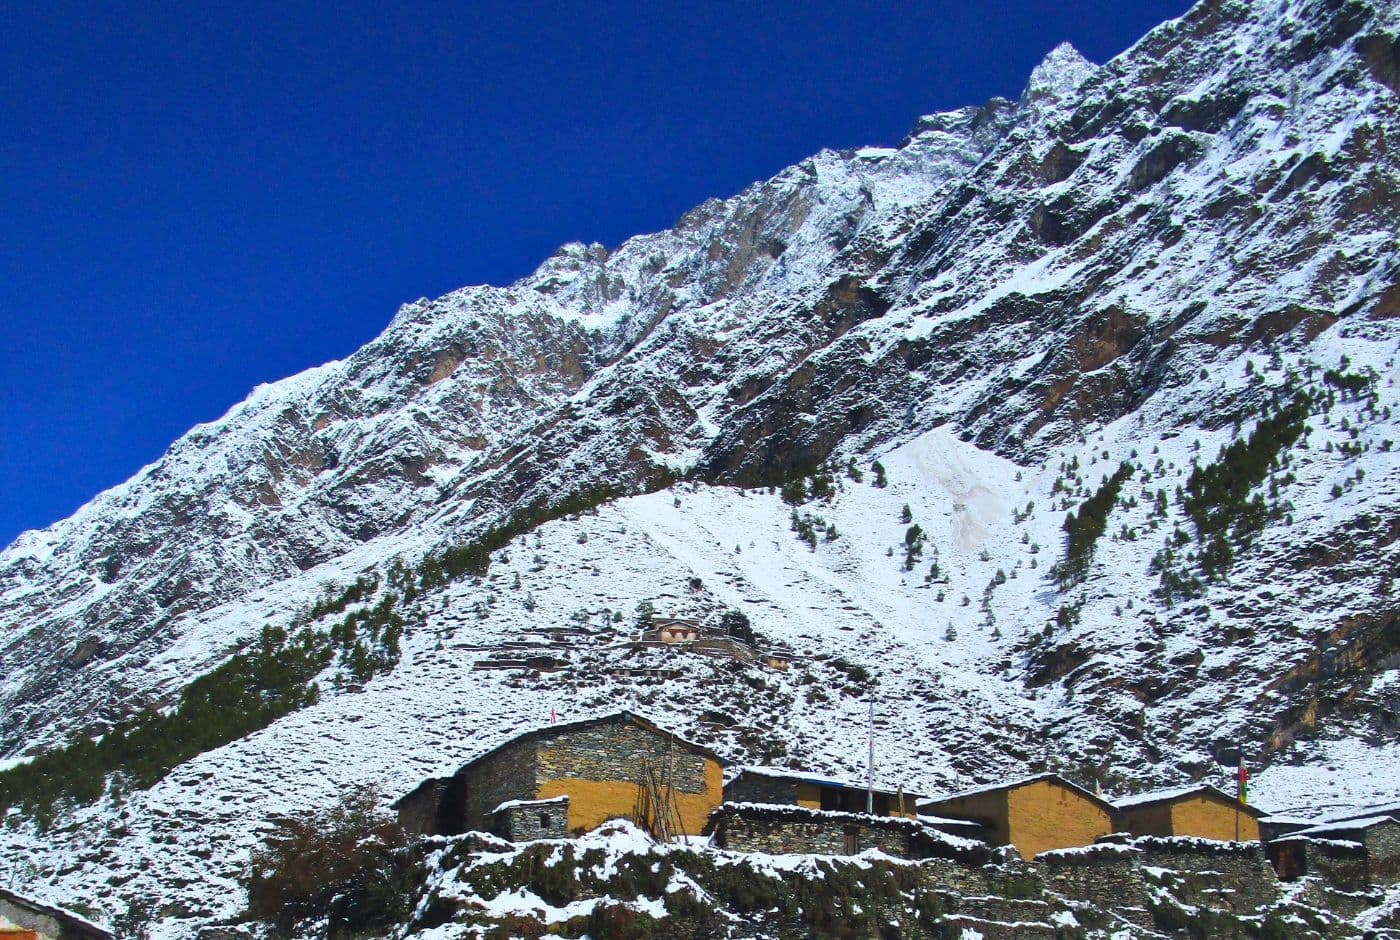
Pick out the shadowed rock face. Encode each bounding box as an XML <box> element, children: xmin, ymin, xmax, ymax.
<box><xmin>1</xmin><ymin>0</ymin><xmax>1399</xmax><ymax>765</ymax></box>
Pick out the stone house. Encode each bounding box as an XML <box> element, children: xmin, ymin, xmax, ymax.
<box><xmin>491</xmin><ymin>795</ymin><xmax>570</xmax><ymax>841</ymax></box>
<box><xmin>653</xmin><ymin>618</ymin><xmax>700</xmax><ymax>643</ymax></box>
<box><xmin>918</xmin><ymin>773</ymin><xmax>1116</xmax><ymax>859</ymax></box>
<box><xmin>0</xmin><ymin>888</ymin><xmax>111</xmax><ymax>940</ymax></box>
<box><xmin>762</xmin><ymin>650</ymin><xmax>792</xmax><ymax>671</ymax></box>
<box><xmin>395</xmin><ymin>711</ymin><xmax>724</xmax><ymax>841</ymax></box>
<box><xmin>1113</xmin><ymin>784</ymin><xmax>1265</xmax><ymax>842</ymax></box>
<box><xmin>725</xmin><ymin>767</ymin><xmax>920</xmax><ymax>817</ymax></box>
<box><xmin>707</xmin><ymin>802</ymin><xmax>993</xmax><ymax>862</ymax></box>
<box><xmin>1266</xmin><ymin>815</ymin><xmax>1400</xmax><ymax>885</ymax></box>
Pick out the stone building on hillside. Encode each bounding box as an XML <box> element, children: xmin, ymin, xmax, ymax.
<box><xmin>0</xmin><ymin>888</ymin><xmax>112</xmax><ymax>940</ymax></box>
<box><xmin>395</xmin><ymin>711</ymin><xmax>724</xmax><ymax>841</ymax></box>
<box><xmin>918</xmin><ymin>773</ymin><xmax>1116</xmax><ymax>859</ymax></box>
<box><xmin>1114</xmin><ymin>784</ymin><xmax>1265</xmax><ymax>842</ymax></box>
<box><xmin>761</xmin><ymin>649</ymin><xmax>793</xmax><ymax>671</ymax></box>
<box><xmin>652</xmin><ymin>618</ymin><xmax>700</xmax><ymax>643</ymax></box>
<box><xmin>725</xmin><ymin>767</ymin><xmax>920</xmax><ymax>817</ymax></box>
<box><xmin>1266</xmin><ymin>815</ymin><xmax>1400</xmax><ymax>885</ymax></box>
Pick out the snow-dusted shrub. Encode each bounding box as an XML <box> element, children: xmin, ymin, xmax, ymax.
<box><xmin>247</xmin><ymin>785</ymin><xmax>417</xmax><ymax>938</ymax></box>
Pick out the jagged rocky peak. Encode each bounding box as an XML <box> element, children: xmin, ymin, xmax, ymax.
<box><xmin>1022</xmin><ymin>41</ymin><xmax>1097</xmax><ymax>105</ymax></box>
<box><xmin>524</xmin><ymin>240</ymin><xmax>611</xmax><ymax>295</ymax></box>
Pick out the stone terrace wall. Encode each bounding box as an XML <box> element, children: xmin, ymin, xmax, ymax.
<box><xmin>1133</xmin><ymin>837</ymin><xmax>1278</xmax><ymax>912</ymax></box>
<box><xmin>1308</xmin><ymin>840</ymin><xmax>1372</xmax><ymax>891</ymax></box>
<box><xmin>1036</xmin><ymin>844</ymin><xmax>1148</xmax><ymax>907</ymax></box>
<box><xmin>918</xmin><ymin>854</ymin><xmax>1042</xmax><ymax>899</ymax></box>
<box><xmin>720</xmin><ymin>813</ymin><xmax>909</xmax><ymax>857</ymax></box>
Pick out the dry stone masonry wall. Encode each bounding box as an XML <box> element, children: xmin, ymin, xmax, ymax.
<box><xmin>534</xmin><ymin>722</ymin><xmax>709</xmax><ymax>793</ymax></box>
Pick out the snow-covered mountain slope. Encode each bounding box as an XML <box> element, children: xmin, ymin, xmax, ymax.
<box><xmin>2</xmin><ymin>0</ymin><xmax>1400</xmax><ymax>931</ymax></box>
<box><xmin>3</xmin><ymin>424</ymin><xmax>1397</xmax><ymax>932</ymax></box>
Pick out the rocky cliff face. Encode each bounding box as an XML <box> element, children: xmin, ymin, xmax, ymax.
<box><xmin>2</xmin><ymin>0</ymin><xmax>1399</xmax><ymax>931</ymax></box>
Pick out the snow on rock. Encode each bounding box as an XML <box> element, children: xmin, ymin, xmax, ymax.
<box><xmin>1</xmin><ymin>0</ymin><xmax>1400</xmax><ymax>931</ymax></box>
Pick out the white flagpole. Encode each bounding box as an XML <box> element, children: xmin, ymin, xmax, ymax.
<box><xmin>866</xmin><ymin>697</ymin><xmax>875</xmax><ymax>815</ymax></box>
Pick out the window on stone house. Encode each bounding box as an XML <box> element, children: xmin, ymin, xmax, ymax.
<box><xmin>539</xmin><ymin>812</ymin><xmax>551</xmax><ymax>829</ymax></box>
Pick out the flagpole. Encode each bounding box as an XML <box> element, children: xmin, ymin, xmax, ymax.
<box><xmin>866</xmin><ymin>697</ymin><xmax>875</xmax><ymax>815</ymax></box>
<box><xmin>1235</xmin><ymin>740</ymin><xmax>1246</xmax><ymax>842</ymax></box>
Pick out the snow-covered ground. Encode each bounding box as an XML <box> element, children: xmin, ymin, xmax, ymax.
<box><xmin>1</xmin><ymin>0</ymin><xmax>1399</xmax><ymax>932</ymax></box>
<box><xmin>3</xmin><ymin>413</ymin><xmax>1397</xmax><ymax>933</ymax></box>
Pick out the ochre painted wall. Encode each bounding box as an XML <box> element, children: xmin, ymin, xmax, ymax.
<box><xmin>1006</xmin><ymin>780</ymin><xmax>1112</xmax><ymax>859</ymax></box>
<box><xmin>922</xmin><ymin>791</ymin><xmax>1011</xmax><ymax>847</ymax></box>
<box><xmin>1120</xmin><ymin>802</ymin><xmax>1174</xmax><ymax>838</ymax></box>
<box><xmin>536</xmin><ymin>757</ymin><xmax>723</xmax><ymax>836</ymax></box>
<box><xmin>1169</xmin><ymin>795</ymin><xmax>1260</xmax><ymax>842</ymax></box>
<box><xmin>794</xmin><ymin>781</ymin><xmax>822</xmax><ymax>810</ymax></box>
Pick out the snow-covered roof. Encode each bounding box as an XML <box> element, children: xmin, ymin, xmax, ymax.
<box><xmin>1258</xmin><ymin>815</ymin><xmax>1316</xmax><ymax>826</ymax></box>
<box><xmin>1112</xmin><ymin>783</ymin><xmax>1261</xmax><ymax>815</ymax></box>
<box><xmin>915</xmin><ymin>813</ymin><xmax>986</xmax><ymax>830</ymax></box>
<box><xmin>492</xmin><ymin>795</ymin><xmax>569</xmax><ymax>814</ymax></box>
<box><xmin>919</xmin><ymin>772</ymin><xmax>1114</xmax><ymax>812</ymax></box>
<box><xmin>1113</xmin><ymin>784</ymin><xmax>1206</xmax><ymax>808</ymax></box>
<box><xmin>462</xmin><ymin>710</ymin><xmax>724</xmax><ymax>771</ymax></box>
<box><xmin>1288</xmin><ymin>815</ymin><xmax>1400</xmax><ymax>840</ymax></box>
<box><xmin>1322</xmin><ymin>801</ymin><xmax>1400</xmax><ymax>826</ymax></box>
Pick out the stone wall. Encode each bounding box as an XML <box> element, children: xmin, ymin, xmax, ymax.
<box><xmin>461</xmin><ymin>737</ymin><xmax>539</xmax><ymax>834</ymax></box>
<box><xmin>535</xmin><ymin>721</ymin><xmax>709</xmax><ymax>793</ymax></box>
<box><xmin>497</xmin><ymin>798</ymin><xmax>570</xmax><ymax>841</ymax></box>
<box><xmin>725</xmin><ymin>773</ymin><xmax>800</xmax><ymax>806</ymax></box>
<box><xmin>718</xmin><ymin>813</ymin><xmax>911</xmax><ymax>857</ymax></box>
<box><xmin>1364</xmin><ymin>821</ymin><xmax>1400</xmax><ymax>883</ymax></box>
<box><xmin>1036</xmin><ymin>843</ymin><xmax>1148</xmax><ymax>908</ymax></box>
<box><xmin>1134</xmin><ymin>837</ymin><xmax>1278</xmax><ymax>912</ymax></box>
<box><xmin>0</xmin><ymin>890</ymin><xmax>109</xmax><ymax>940</ymax></box>
<box><xmin>917</xmin><ymin>855</ymin><xmax>1041</xmax><ymax>898</ymax></box>
<box><xmin>406</xmin><ymin>717</ymin><xmax>722</xmax><ymax>839</ymax></box>
<box><xmin>1307</xmin><ymin>840</ymin><xmax>1373</xmax><ymax>890</ymax></box>
<box><xmin>0</xmin><ymin>896</ymin><xmax>60</xmax><ymax>940</ymax></box>
<box><xmin>396</xmin><ymin>778</ymin><xmax>448</xmax><ymax>835</ymax></box>
<box><xmin>533</xmin><ymin>720</ymin><xmax>722</xmax><ymax>835</ymax></box>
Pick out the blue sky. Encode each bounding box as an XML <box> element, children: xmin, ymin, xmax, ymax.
<box><xmin>1</xmin><ymin>0</ymin><xmax>1189</xmax><ymax>546</ymax></box>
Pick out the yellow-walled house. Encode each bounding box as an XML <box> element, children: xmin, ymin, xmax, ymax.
<box><xmin>395</xmin><ymin>711</ymin><xmax>724</xmax><ymax>841</ymax></box>
<box><xmin>917</xmin><ymin>773</ymin><xmax>1116</xmax><ymax>859</ymax></box>
<box><xmin>1114</xmin><ymin>784</ymin><xmax>1264</xmax><ymax>842</ymax></box>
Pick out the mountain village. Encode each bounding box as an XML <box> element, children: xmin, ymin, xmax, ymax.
<box><xmin>6</xmin><ymin>675</ymin><xmax>1400</xmax><ymax>938</ymax></box>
